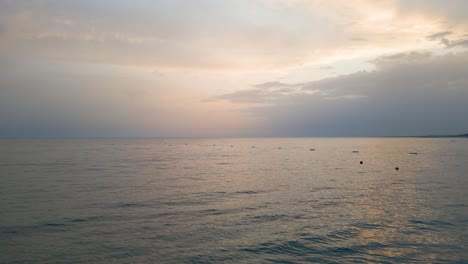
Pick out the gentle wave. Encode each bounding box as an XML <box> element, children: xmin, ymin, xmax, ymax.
<box><xmin>1</xmin><ymin>138</ymin><xmax>466</xmax><ymax>263</ymax></box>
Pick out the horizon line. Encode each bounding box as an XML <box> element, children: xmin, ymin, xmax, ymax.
<box><xmin>0</xmin><ymin>134</ymin><xmax>467</xmax><ymax>139</ymax></box>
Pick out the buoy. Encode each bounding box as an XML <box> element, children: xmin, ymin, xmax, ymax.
<box><xmin>395</xmin><ymin>167</ymin><xmax>399</xmax><ymax>171</ymax></box>
<box><xmin>360</xmin><ymin>161</ymin><xmax>363</xmax><ymax>164</ymax></box>
<box><xmin>309</xmin><ymin>148</ymin><xmax>315</xmax><ymax>151</ymax></box>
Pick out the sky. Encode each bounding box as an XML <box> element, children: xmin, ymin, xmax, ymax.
<box><xmin>0</xmin><ymin>0</ymin><xmax>467</xmax><ymax>137</ymax></box>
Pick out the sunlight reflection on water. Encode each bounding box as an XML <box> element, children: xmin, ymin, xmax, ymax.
<box><xmin>0</xmin><ymin>138</ymin><xmax>467</xmax><ymax>263</ymax></box>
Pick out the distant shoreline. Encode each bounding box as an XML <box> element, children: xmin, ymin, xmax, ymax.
<box><xmin>412</xmin><ymin>133</ymin><xmax>468</xmax><ymax>138</ymax></box>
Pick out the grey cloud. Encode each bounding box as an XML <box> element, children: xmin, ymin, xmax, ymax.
<box><xmin>370</xmin><ymin>51</ymin><xmax>432</xmax><ymax>69</ymax></box>
<box><xmin>209</xmin><ymin>89</ymin><xmax>281</xmax><ymax>104</ymax></box>
<box><xmin>426</xmin><ymin>31</ymin><xmax>452</xmax><ymax>40</ymax></box>
<box><xmin>448</xmin><ymin>38</ymin><xmax>468</xmax><ymax>47</ymax></box>
<box><xmin>324</xmin><ymin>94</ymin><xmax>368</xmax><ymax>100</ymax></box>
<box><xmin>439</xmin><ymin>37</ymin><xmax>468</xmax><ymax>48</ymax></box>
<box><xmin>213</xmin><ymin>51</ymin><xmax>468</xmax><ymax>136</ymax></box>
<box><xmin>253</xmin><ymin>81</ymin><xmax>303</xmax><ymax>88</ymax></box>
<box><xmin>210</xmin><ymin>82</ymin><xmax>306</xmax><ymax>104</ymax></box>
<box><xmin>426</xmin><ymin>31</ymin><xmax>468</xmax><ymax>48</ymax></box>
<box><xmin>209</xmin><ymin>79</ymin><xmax>317</xmax><ymax>104</ymax></box>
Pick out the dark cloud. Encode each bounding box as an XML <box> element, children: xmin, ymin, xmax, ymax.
<box><xmin>426</xmin><ymin>31</ymin><xmax>468</xmax><ymax>48</ymax></box>
<box><xmin>213</xmin><ymin>51</ymin><xmax>468</xmax><ymax>136</ymax></box>
<box><xmin>448</xmin><ymin>39</ymin><xmax>468</xmax><ymax>47</ymax></box>
<box><xmin>426</xmin><ymin>31</ymin><xmax>452</xmax><ymax>40</ymax></box>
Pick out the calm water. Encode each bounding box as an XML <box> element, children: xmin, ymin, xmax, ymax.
<box><xmin>0</xmin><ymin>138</ymin><xmax>467</xmax><ymax>263</ymax></box>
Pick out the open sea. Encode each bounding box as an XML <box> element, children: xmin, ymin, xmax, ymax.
<box><xmin>0</xmin><ymin>138</ymin><xmax>467</xmax><ymax>263</ymax></box>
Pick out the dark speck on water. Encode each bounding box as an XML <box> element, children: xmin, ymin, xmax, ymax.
<box><xmin>0</xmin><ymin>138</ymin><xmax>466</xmax><ymax>263</ymax></box>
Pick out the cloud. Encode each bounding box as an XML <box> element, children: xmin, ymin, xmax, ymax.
<box><xmin>370</xmin><ymin>51</ymin><xmax>433</xmax><ymax>69</ymax></box>
<box><xmin>350</xmin><ymin>37</ymin><xmax>367</xmax><ymax>41</ymax></box>
<box><xmin>0</xmin><ymin>58</ymin><xmax>256</xmax><ymax>137</ymax></box>
<box><xmin>253</xmin><ymin>81</ymin><xmax>303</xmax><ymax>88</ymax></box>
<box><xmin>426</xmin><ymin>31</ymin><xmax>452</xmax><ymax>40</ymax></box>
<box><xmin>0</xmin><ymin>0</ymin><xmax>343</xmax><ymax>70</ymax></box>
<box><xmin>0</xmin><ymin>0</ymin><xmax>463</xmax><ymax>70</ymax></box>
<box><xmin>426</xmin><ymin>31</ymin><xmax>468</xmax><ymax>48</ymax></box>
<box><xmin>324</xmin><ymin>94</ymin><xmax>368</xmax><ymax>100</ymax></box>
<box><xmin>212</xmin><ymin>51</ymin><xmax>468</xmax><ymax>136</ymax></box>
<box><xmin>208</xmin><ymin>81</ymin><xmax>310</xmax><ymax>104</ymax></box>
<box><xmin>1</xmin><ymin>1</ymin><xmax>468</xmax><ymax>137</ymax></box>
<box><xmin>448</xmin><ymin>39</ymin><xmax>468</xmax><ymax>48</ymax></box>
<box><xmin>397</xmin><ymin>0</ymin><xmax>468</xmax><ymax>24</ymax></box>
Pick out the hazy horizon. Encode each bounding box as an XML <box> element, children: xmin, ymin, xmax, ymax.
<box><xmin>1</xmin><ymin>0</ymin><xmax>468</xmax><ymax>137</ymax></box>
<box><xmin>0</xmin><ymin>133</ymin><xmax>467</xmax><ymax>139</ymax></box>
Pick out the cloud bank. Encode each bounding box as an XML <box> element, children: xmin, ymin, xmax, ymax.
<box><xmin>214</xmin><ymin>51</ymin><xmax>468</xmax><ymax>136</ymax></box>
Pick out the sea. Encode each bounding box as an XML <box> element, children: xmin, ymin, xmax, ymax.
<box><xmin>0</xmin><ymin>138</ymin><xmax>467</xmax><ymax>263</ymax></box>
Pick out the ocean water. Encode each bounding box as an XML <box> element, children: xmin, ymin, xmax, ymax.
<box><xmin>0</xmin><ymin>138</ymin><xmax>467</xmax><ymax>263</ymax></box>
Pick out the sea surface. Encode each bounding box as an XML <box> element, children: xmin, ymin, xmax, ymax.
<box><xmin>0</xmin><ymin>138</ymin><xmax>467</xmax><ymax>263</ymax></box>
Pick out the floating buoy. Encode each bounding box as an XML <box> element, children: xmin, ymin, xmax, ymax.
<box><xmin>360</xmin><ymin>161</ymin><xmax>363</xmax><ymax>164</ymax></box>
<box><xmin>395</xmin><ymin>167</ymin><xmax>399</xmax><ymax>171</ymax></box>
